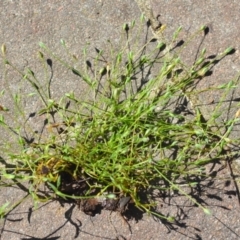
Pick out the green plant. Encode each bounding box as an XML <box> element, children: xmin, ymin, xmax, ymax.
<box><xmin>0</xmin><ymin>17</ymin><xmax>239</xmax><ymax>221</ymax></box>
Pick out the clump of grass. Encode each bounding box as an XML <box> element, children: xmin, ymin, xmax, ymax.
<box><xmin>0</xmin><ymin>18</ymin><xmax>239</xmax><ymax>221</ymax></box>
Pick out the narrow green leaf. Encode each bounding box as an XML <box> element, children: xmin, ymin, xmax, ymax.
<box><xmin>39</xmin><ymin>42</ymin><xmax>46</xmax><ymax>49</ymax></box>
<box><xmin>3</xmin><ymin>173</ymin><xmax>16</xmax><ymax>179</ymax></box>
<box><xmin>60</xmin><ymin>39</ymin><xmax>66</xmax><ymax>46</ymax></box>
<box><xmin>203</xmin><ymin>208</ymin><xmax>211</xmax><ymax>215</ymax></box>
